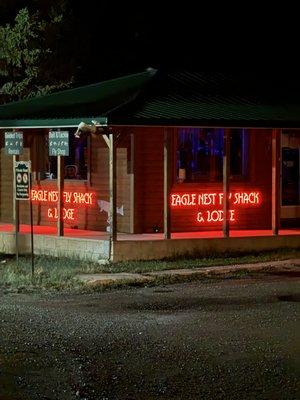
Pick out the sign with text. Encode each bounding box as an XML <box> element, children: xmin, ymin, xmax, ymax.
<box><xmin>5</xmin><ymin>131</ymin><xmax>23</xmax><ymax>155</ymax></box>
<box><xmin>31</xmin><ymin>188</ymin><xmax>96</xmax><ymax>223</ymax></box>
<box><xmin>171</xmin><ymin>190</ymin><xmax>263</xmax><ymax>225</ymax></box>
<box><xmin>15</xmin><ymin>161</ymin><xmax>31</xmax><ymax>200</ymax></box>
<box><xmin>48</xmin><ymin>130</ymin><xmax>69</xmax><ymax>156</ymax></box>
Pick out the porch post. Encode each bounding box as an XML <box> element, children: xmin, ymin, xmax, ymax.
<box><xmin>129</xmin><ymin>132</ymin><xmax>135</xmax><ymax>234</ymax></box>
<box><xmin>164</xmin><ymin>128</ymin><xmax>171</xmax><ymax>239</ymax></box>
<box><xmin>223</xmin><ymin>129</ymin><xmax>230</xmax><ymax>237</ymax></box>
<box><xmin>272</xmin><ymin>129</ymin><xmax>281</xmax><ymax>235</ymax></box>
<box><xmin>109</xmin><ymin>132</ymin><xmax>117</xmax><ymax>244</ymax></box>
<box><xmin>57</xmin><ymin>155</ymin><xmax>64</xmax><ymax>236</ymax></box>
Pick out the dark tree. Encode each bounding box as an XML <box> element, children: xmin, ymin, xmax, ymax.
<box><xmin>0</xmin><ymin>2</ymin><xmax>75</xmax><ymax>103</ymax></box>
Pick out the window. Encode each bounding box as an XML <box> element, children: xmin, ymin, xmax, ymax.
<box><xmin>282</xmin><ymin>131</ymin><xmax>300</xmax><ymax>206</ymax></box>
<box><xmin>39</xmin><ymin>129</ymin><xmax>89</xmax><ymax>180</ymax></box>
<box><xmin>176</xmin><ymin>128</ymin><xmax>248</xmax><ymax>183</ymax></box>
<box><xmin>230</xmin><ymin>129</ymin><xmax>249</xmax><ymax>177</ymax></box>
<box><xmin>282</xmin><ymin>147</ymin><xmax>300</xmax><ymax>206</ymax></box>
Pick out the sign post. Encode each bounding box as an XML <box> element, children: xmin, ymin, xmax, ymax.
<box><xmin>30</xmin><ymin>172</ymin><xmax>34</xmax><ymax>282</ymax></box>
<box><xmin>13</xmin><ymin>155</ymin><xmax>19</xmax><ymax>263</ymax></box>
<box><xmin>48</xmin><ymin>130</ymin><xmax>69</xmax><ymax>237</ymax></box>
<box><xmin>57</xmin><ymin>155</ymin><xmax>64</xmax><ymax>236</ymax></box>
<box><xmin>14</xmin><ymin>161</ymin><xmax>33</xmax><ymax>279</ymax></box>
<box><xmin>5</xmin><ymin>131</ymin><xmax>23</xmax><ymax>263</ymax></box>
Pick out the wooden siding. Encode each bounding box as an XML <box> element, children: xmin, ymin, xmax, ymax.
<box><xmin>0</xmin><ymin>128</ymin><xmax>292</xmax><ymax>234</ymax></box>
<box><xmin>134</xmin><ymin>128</ymin><xmax>273</xmax><ymax>233</ymax></box>
<box><xmin>0</xmin><ymin>130</ymin><xmax>132</xmax><ymax>233</ymax></box>
<box><xmin>0</xmin><ymin>148</ymin><xmax>13</xmax><ymax>223</ymax></box>
<box><xmin>134</xmin><ymin>127</ymin><xmax>164</xmax><ymax>233</ymax></box>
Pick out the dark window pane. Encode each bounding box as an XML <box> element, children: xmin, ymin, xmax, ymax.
<box><xmin>176</xmin><ymin>128</ymin><xmax>248</xmax><ymax>183</ymax></box>
<box><xmin>230</xmin><ymin>129</ymin><xmax>249</xmax><ymax>177</ymax></box>
<box><xmin>282</xmin><ymin>147</ymin><xmax>300</xmax><ymax>205</ymax></box>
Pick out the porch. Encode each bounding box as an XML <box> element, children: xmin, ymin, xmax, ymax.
<box><xmin>0</xmin><ymin>224</ymin><xmax>299</xmax><ymax>262</ymax></box>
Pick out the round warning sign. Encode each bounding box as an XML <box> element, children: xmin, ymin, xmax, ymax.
<box><xmin>17</xmin><ymin>173</ymin><xmax>22</xmax><ymax>183</ymax></box>
<box><xmin>22</xmin><ymin>173</ymin><xmax>28</xmax><ymax>184</ymax></box>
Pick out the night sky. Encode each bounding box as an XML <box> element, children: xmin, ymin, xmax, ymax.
<box><xmin>0</xmin><ymin>0</ymin><xmax>298</xmax><ymax>86</ymax></box>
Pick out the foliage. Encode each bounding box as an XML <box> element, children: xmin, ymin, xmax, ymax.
<box><xmin>0</xmin><ymin>255</ymin><xmax>87</xmax><ymax>291</ymax></box>
<box><xmin>0</xmin><ymin>6</ymin><xmax>73</xmax><ymax>103</ymax></box>
<box><xmin>0</xmin><ymin>248</ymin><xmax>299</xmax><ymax>292</ymax></box>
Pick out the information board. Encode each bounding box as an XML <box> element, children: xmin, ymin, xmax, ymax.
<box><xmin>15</xmin><ymin>161</ymin><xmax>31</xmax><ymax>200</ymax></box>
<box><xmin>5</xmin><ymin>131</ymin><xmax>23</xmax><ymax>155</ymax></box>
<box><xmin>48</xmin><ymin>131</ymin><xmax>69</xmax><ymax>156</ymax></box>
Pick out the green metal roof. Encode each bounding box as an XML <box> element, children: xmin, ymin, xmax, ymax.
<box><xmin>2</xmin><ymin>70</ymin><xmax>300</xmax><ymax>128</ymax></box>
<box><xmin>0</xmin><ymin>69</ymin><xmax>157</xmax><ymax>128</ymax></box>
<box><xmin>110</xmin><ymin>72</ymin><xmax>300</xmax><ymax>128</ymax></box>
<box><xmin>0</xmin><ymin>117</ymin><xmax>107</xmax><ymax>129</ymax></box>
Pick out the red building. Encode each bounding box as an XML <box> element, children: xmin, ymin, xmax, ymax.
<box><xmin>0</xmin><ymin>70</ymin><xmax>299</xmax><ymax>261</ymax></box>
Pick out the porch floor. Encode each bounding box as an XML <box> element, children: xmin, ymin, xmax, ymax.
<box><xmin>0</xmin><ymin>223</ymin><xmax>299</xmax><ymax>240</ymax></box>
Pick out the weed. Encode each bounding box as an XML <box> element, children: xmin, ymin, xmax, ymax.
<box><xmin>0</xmin><ymin>248</ymin><xmax>299</xmax><ymax>292</ymax></box>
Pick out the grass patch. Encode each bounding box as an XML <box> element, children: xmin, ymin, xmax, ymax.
<box><xmin>0</xmin><ymin>255</ymin><xmax>105</xmax><ymax>292</ymax></box>
<box><xmin>0</xmin><ymin>247</ymin><xmax>299</xmax><ymax>292</ymax></box>
<box><xmin>109</xmin><ymin>248</ymin><xmax>300</xmax><ymax>274</ymax></box>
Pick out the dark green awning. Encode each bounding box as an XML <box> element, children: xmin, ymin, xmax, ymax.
<box><xmin>0</xmin><ymin>117</ymin><xmax>107</xmax><ymax>128</ymax></box>
<box><xmin>110</xmin><ymin>72</ymin><xmax>300</xmax><ymax>128</ymax></box>
<box><xmin>0</xmin><ymin>69</ymin><xmax>156</xmax><ymax>128</ymax></box>
<box><xmin>2</xmin><ymin>70</ymin><xmax>300</xmax><ymax>128</ymax></box>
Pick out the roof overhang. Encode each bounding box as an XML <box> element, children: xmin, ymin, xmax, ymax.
<box><xmin>0</xmin><ymin>117</ymin><xmax>108</xmax><ymax>129</ymax></box>
<box><xmin>0</xmin><ymin>69</ymin><xmax>157</xmax><ymax>128</ymax></box>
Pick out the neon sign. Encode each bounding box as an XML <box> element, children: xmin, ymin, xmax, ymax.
<box><xmin>31</xmin><ymin>188</ymin><xmax>96</xmax><ymax>223</ymax></box>
<box><xmin>31</xmin><ymin>189</ymin><xmax>95</xmax><ymax>206</ymax></box>
<box><xmin>171</xmin><ymin>191</ymin><xmax>262</xmax><ymax>224</ymax></box>
<box><xmin>47</xmin><ymin>207</ymin><xmax>78</xmax><ymax>221</ymax></box>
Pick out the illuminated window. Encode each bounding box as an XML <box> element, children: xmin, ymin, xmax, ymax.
<box><xmin>176</xmin><ymin>128</ymin><xmax>249</xmax><ymax>183</ymax></box>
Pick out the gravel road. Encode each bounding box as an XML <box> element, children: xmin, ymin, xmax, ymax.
<box><xmin>0</xmin><ymin>273</ymin><xmax>299</xmax><ymax>399</ymax></box>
